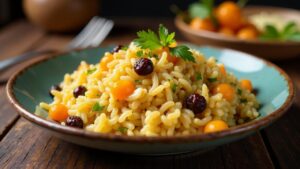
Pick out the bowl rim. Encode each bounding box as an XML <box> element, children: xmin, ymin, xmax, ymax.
<box><xmin>6</xmin><ymin>46</ymin><xmax>295</xmax><ymax>143</ymax></box>
<box><xmin>175</xmin><ymin>5</ymin><xmax>300</xmax><ymax>46</ymax></box>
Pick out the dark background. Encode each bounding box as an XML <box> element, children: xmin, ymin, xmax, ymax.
<box><xmin>1</xmin><ymin>0</ymin><xmax>300</xmax><ymax>26</ymax></box>
<box><xmin>101</xmin><ymin>0</ymin><xmax>300</xmax><ymax>17</ymax></box>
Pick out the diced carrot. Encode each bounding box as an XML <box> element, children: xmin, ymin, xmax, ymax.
<box><xmin>204</xmin><ymin>120</ymin><xmax>229</xmax><ymax>133</ymax></box>
<box><xmin>167</xmin><ymin>54</ymin><xmax>180</xmax><ymax>64</ymax></box>
<box><xmin>100</xmin><ymin>54</ymin><xmax>114</xmax><ymax>71</ymax></box>
<box><xmin>111</xmin><ymin>80</ymin><xmax>135</xmax><ymax>100</ymax></box>
<box><xmin>49</xmin><ymin>103</ymin><xmax>69</xmax><ymax>121</ymax></box>
<box><xmin>162</xmin><ymin>47</ymin><xmax>180</xmax><ymax>64</ymax></box>
<box><xmin>213</xmin><ymin>83</ymin><xmax>235</xmax><ymax>101</ymax></box>
<box><xmin>219</xmin><ymin>64</ymin><xmax>227</xmax><ymax>76</ymax></box>
<box><xmin>240</xmin><ymin>79</ymin><xmax>253</xmax><ymax>92</ymax></box>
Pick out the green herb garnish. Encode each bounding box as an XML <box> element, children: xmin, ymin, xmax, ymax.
<box><xmin>118</xmin><ymin>127</ymin><xmax>128</xmax><ymax>134</ymax></box>
<box><xmin>136</xmin><ymin>50</ymin><xmax>143</xmax><ymax>57</ymax></box>
<box><xmin>260</xmin><ymin>22</ymin><xmax>300</xmax><ymax>41</ymax></box>
<box><xmin>240</xmin><ymin>99</ymin><xmax>248</xmax><ymax>103</ymax></box>
<box><xmin>134</xmin><ymin>24</ymin><xmax>195</xmax><ymax>62</ymax></box>
<box><xmin>134</xmin><ymin>29</ymin><xmax>161</xmax><ymax>50</ymax></box>
<box><xmin>159</xmin><ymin>25</ymin><xmax>176</xmax><ymax>47</ymax></box>
<box><xmin>169</xmin><ymin>46</ymin><xmax>195</xmax><ymax>62</ymax></box>
<box><xmin>135</xmin><ymin>79</ymin><xmax>142</xmax><ymax>84</ymax></box>
<box><xmin>196</xmin><ymin>73</ymin><xmax>202</xmax><ymax>81</ymax></box>
<box><xmin>87</xmin><ymin>68</ymin><xmax>97</xmax><ymax>75</ymax></box>
<box><xmin>237</xmin><ymin>88</ymin><xmax>242</xmax><ymax>95</ymax></box>
<box><xmin>92</xmin><ymin>102</ymin><xmax>104</xmax><ymax>112</ymax></box>
<box><xmin>171</xmin><ymin>83</ymin><xmax>178</xmax><ymax>92</ymax></box>
<box><xmin>208</xmin><ymin>77</ymin><xmax>217</xmax><ymax>83</ymax></box>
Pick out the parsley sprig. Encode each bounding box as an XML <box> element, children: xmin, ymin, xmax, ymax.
<box><xmin>134</xmin><ymin>25</ymin><xmax>195</xmax><ymax>62</ymax></box>
<box><xmin>134</xmin><ymin>30</ymin><xmax>161</xmax><ymax>50</ymax></box>
<box><xmin>159</xmin><ymin>25</ymin><xmax>176</xmax><ymax>47</ymax></box>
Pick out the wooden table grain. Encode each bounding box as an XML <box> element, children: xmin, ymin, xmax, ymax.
<box><xmin>0</xmin><ymin>19</ymin><xmax>299</xmax><ymax>169</ymax></box>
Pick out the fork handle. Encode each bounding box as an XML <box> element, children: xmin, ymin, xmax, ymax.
<box><xmin>0</xmin><ymin>50</ymin><xmax>56</xmax><ymax>74</ymax></box>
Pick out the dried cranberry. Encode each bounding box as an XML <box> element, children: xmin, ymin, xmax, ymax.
<box><xmin>253</xmin><ymin>88</ymin><xmax>259</xmax><ymax>95</ymax></box>
<box><xmin>134</xmin><ymin>58</ymin><xmax>154</xmax><ymax>76</ymax></box>
<box><xmin>73</xmin><ymin>86</ymin><xmax>87</xmax><ymax>98</ymax></box>
<box><xmin>112</xmin><ymin>45</ymin><xmax>123</xmax><ymax>53</ymax></box>
<box><xmin>49</xmin><ymin>85</ymin><xmax>61</xmax><ymax>97</ymax></box>
<box><xmin>66</xmin><ymin>116</ymin><xmax>84</xmax><ymax>128</ymax></box>
<box><xmin>185</xmin><ymin>93</ymin><xmax>207</xmax><ymax>114</ymax></box>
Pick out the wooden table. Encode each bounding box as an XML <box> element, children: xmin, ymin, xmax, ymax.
<box><xmin>0</xmin><ymin>19</ymin><xmax>299</xmax><ymax>169</ymax></box>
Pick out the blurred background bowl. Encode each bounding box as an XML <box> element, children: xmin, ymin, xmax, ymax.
<box><xmin>23</xmin><ymin>0</ymin><xmax>99</xmax><ymax>32</ymax></box>
<box><xmin>175</xmin><ymin>6</ymin><xmax>300</xmax><ymax>60</ymax></box>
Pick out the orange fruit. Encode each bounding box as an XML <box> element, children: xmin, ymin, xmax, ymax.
<box><xmin>216</xmin><ymin>1</ymin><xmax>242</xmax><ymax>30</ymax></box>
<box><xmin>237</xmin><ymin>27</ymin><xmax>258</xmax><ymax>40</ymax></box>
<box><xmin>190</xmin><ymin>17</ymin><xmax>216</xmax><ymax>31</ymax></box>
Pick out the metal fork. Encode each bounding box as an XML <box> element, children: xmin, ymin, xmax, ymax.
<box><xmin>0</xmin><ymin>16</ymin><xmax>114</xmax><ymax>74</ymax></box>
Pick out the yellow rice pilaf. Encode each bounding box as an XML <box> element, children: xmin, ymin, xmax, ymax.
<box><xmin>39</xmin><ymin>43</ymin><xmax>259</xmax><ymax>136</ymax></box>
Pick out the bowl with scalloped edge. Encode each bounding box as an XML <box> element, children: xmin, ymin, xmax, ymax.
<box><xmin>175</xmin><ymin>6</ymin><xmax>300</xmax><ymax>60</ymax></box>
<box><xmin>6</xmin><ymin>44</ymin><xmax>294</xmax><ymax>155</ymax></box>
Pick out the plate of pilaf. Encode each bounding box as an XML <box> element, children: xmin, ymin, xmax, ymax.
<box><xmin>7</xmin><ymin>25</ymin><xmax>294</xmax><ymax>154</ymax></box>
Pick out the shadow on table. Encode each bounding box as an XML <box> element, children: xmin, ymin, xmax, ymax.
<box><xmin>65</xmin><ymin>143</ymin><xmax>224</xmax><ymax>169</ymax></box>
<box><xmin>50</xmin><ymin>130</ymin><xmax>274</xmax><ymax>169</ymax></box>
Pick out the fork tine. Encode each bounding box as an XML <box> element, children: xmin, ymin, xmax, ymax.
<box><xmin>76</xmin><ymin>19</ymin><xmax>106</xmax><ymax>48</ymax></box>
<box><xmin>88</xmin><ymin>20</ymin><xmax>114</xmax><ymax>47</ymax></box>
<box><xmin>68</xmin><ymin>17</ymin><xmax>105</xmax><ymax>49</ymax></box>
<box><xmin>78</xmin><ymin>19</ymin><xmax>106</xmax><ymax>48</ymax></box>
<box><xmin>71</xmin><ymin>18</ymin><xmax>105</xmax><ymax>49</ymax></box>
<box><xmin>67</xmin><ymin>17</ymin><xmax>99</xmax><ymax>49</ymax></box>
<box><xmin>67</xmin><ymin>16</ymin><xmax>114</xmax><ymax>49</ymax></box>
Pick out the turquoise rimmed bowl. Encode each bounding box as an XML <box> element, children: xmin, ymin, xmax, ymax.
<box><xmin>6</xmin><ymin>45</ymin><xmax>294</xmax><ymax>155</ymax></box>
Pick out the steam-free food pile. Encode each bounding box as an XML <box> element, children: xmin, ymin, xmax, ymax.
<box><xmin>38</xmin><ymin>25</ymin><xmax>259</xmax><ymax>136</ymax></box>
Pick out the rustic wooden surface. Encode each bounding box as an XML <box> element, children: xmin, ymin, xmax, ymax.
<box><xmin>0</xmin><ymin>19</ymin><xmax>299</xmax><ymax>169</ymax></box>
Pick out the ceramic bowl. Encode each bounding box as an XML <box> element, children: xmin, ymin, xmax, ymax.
<box><xmin>23</xmin><ymin>0</ymin><xmax>99</xmax><ymax>32</ymax></box>
<box><xmin>6</xmin><ymin>45</ymin><xmax>294</xmax><ymax>155</ymax></box>
<box><xmin>175</xmin><ymin>6</ymin><xmax>300</xmax><ymax>60</ymax></box>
